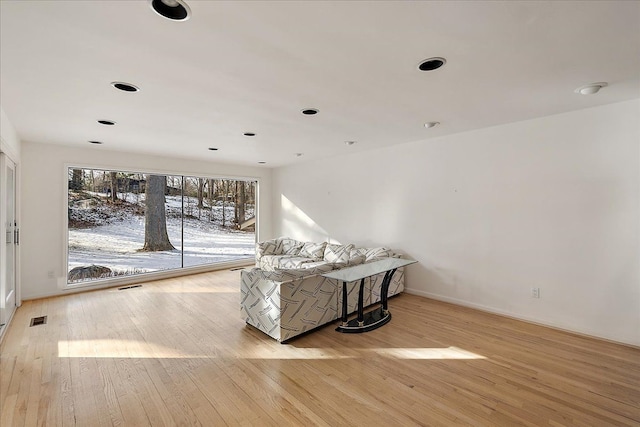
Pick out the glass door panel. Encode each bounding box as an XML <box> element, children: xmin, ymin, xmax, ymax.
<box><xmin>182</xmin><ymin>178</ymin><xmax>257</xmax><ymax>268</ymax></box>
<box><xmin>67</xmin><ymin>170</ymin><xmax>182</xmax><ymax>283</ymax></box>
<box><xmin>1</xmin><ymin>153</ymin><xmax>17</xmax><ymax>329</ymax></box>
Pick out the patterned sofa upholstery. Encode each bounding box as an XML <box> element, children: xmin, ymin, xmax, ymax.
<box><xmin>241</xmin><ymin>237</ymin><xmax>405</xmax><ymax>342</ymax></box>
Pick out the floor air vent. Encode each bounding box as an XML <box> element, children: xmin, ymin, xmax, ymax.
<box><xmin>30</xmin><ymin>316</ymin><xmax>47</xmax><ymax>327</ymax></box>
<box><xmin>118</xmin><ymin>285</ymin><xmax>142</xmax><ymax>290</ymax></box>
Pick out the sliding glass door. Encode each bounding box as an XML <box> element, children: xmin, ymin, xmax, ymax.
<box><xmin>0</xmin><ymin>153</ymin><xmax>17</xmax><ymax>330</ymax></box>
<box><xmin>181</xmin><ymin>177</ymin><xmax>256</xmax><ymax>268</ymax></box>
<box><xmin>67</xmin><ymin>168</ymin><xmax>256</xmax><ymax>285</ymax></box>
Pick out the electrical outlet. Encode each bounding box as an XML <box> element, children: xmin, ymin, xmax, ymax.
<box><xmin>531</xmin><ymin>287</ymin><xmax>540</xmax><ymax>298</ymax></box>
<box><xmin>47</xmin><ymin>270</ymin><xmax>55</xmax><ymax>279</ymax></box>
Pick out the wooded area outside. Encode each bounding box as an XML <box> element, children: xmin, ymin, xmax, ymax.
<box><xmin>67</xmin><ymin>168</ymin><xmax>257</xmax><ymax>283</ymax></box>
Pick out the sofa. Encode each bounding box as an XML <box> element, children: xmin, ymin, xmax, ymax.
<box><xmin>241</xmin><ymin>237</ymin><xmax>405</xmax><ymax>342</ymax></box>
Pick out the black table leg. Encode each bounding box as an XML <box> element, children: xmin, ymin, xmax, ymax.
<box><xmin>357</xmin><ymin>278</ymin><xmax>365</xmax><ymax>326</ymax></box>
<box><xmin>381</xmin><ymin>268</ymin><xmax>398</xmax><ymax>313</ymax></box>
<box><xmin>341</xmin><ymin>280</ymin><xmax>348</xmax><ymax>326</ymax></box>
<box><xmin>337</xmin><ymin>273</ymin><xmax>394</xmax><ymax>333</ymax></box>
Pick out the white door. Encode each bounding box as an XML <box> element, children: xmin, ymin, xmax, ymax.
<box><xmin>0</xmin><ymin>153</ymin><xmax>17</xmax><ymax>331</ymax></box>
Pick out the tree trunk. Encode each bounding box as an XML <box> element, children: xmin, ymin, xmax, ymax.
<box><xmin>197</xmin><ymin>178</ymin><xmax>204</xmax><ymax>209</ymax></box>
<box><xmin>234</xmin><ymin>181</ymin><xmax>239</xmax><ymax>225</ymax></box>
<box><xmin>70</xmin><ymin>169</ymin><xmax>83</xmax><ymax>190</ymax></box>
<box><xmin>222</xmin><ymin>180</ymin><xmax>227</xmax><ymax>227</ymax></box>
<box><xmin>142</xmin><ymin>175</ymin><xmax>175</xmax><ymax>251</ymax></box>
<box><xmin>109</xmin><ymin>172</ymin><xmax>118</xmax><ymax>202</ymax></box>
<box><xmin>238</xmin><ymin>181</ymin><xmax>246</xmax><ymax>227</ymax></box>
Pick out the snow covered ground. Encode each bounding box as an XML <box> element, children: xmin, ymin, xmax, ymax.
<box><xmin>68</xmin><ymin>192</ymin><xmax>255</xmax><ymax>281</ymax></box>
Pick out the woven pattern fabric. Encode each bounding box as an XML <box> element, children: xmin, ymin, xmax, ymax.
<box><xmin>324</xmin><ymin>243</ymin><xmax>355</xmax><ymax>264</ymax></box>
<box><xmin>277</xmin><ymin>256</ymin><xmax>315</xmax><ymax>269</ymax></box>
<box><xmin>350</xmin><ymin>247</ymin><xmax>395</xmax><ymax>262</ymax></box>
<box><xmin>241</xmin><ymin>270</ymin><xmax>340</xmax><ymax>341</ymax></box>
<box><xmin>298</xmin><ymin>260</ymin><xmax>332</xmax><ymax>269</ymax></box>
<box><xmin>256</xmin><ymin>240</ymin><xmax>279</xmax><ymax>260</ymax></box>
<box><xmin>259</xmin><ymin>255</ymin><xmax>298</xmax><ymax>271</ymax></box>
<box><xmin>299</xmin><ymin>242</ymin><xmax>327</xmax><ymax>259</ymax></box>
<box><xmin>280</xmin><ymin>238</ymin><xmax>303</xmax><ymax>255</ymax></box>
<box><xmin>365</xmin><ymin>247</ymin><xmax>395</xmax><ymax>261</ymax></box>
<box><xmin>270</xmin><ymin>263</ymin><xmax>337</xmax><ymax>280</ymax></box>
<box><xmin>348</xmin><ymin>254</ymin><xmax>366</xmax><ymax>266</ymax></box>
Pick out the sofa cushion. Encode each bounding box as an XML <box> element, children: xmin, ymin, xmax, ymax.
<box><xmin>258</xmin><ymin>263</ymin><xmax>338</xmax><ymax>282</ymax></box>
<box><xmin>348</xmin><ymin>254</ymin><xmax>366</xmax><ymax>266</ymax></box>
<box><xmin>278</xmin><ymin>256</ymin><xmax>315</xmax><ymax>269</ymax></box>
<box><xmin>298</xmin><ymin>260</ymin><xmax>332</xmax><ymax>269</ymax></box>
<box><xmin>259</xmin><ymin>255</ymin><xmax>300</xmax><ymax>271</ymax></box>
<box><xmin>299</xmin><ymin>242</ymin><xmax>327</xmax><ymax>260</ymax></box>
<box><xmin>324</xmin><ymin>243</ymin><xmax>355</xmax><ymax>264</ymax></box>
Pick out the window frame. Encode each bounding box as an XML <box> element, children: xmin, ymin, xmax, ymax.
<box><xmin>63</xmin><ymin>163</ymin><xmax>259</xmax><ymax>291</ymax></box>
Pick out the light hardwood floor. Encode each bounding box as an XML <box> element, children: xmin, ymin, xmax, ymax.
<box><xmin>1</xmin><ymin>269</ymin><xmax>639</xmax><ymax>426</ymax></box>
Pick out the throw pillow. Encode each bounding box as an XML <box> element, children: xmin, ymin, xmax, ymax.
<box><xmin>280</xmin><ymin>238</ymin><xmax>303</xmax><ymax>255</ymax></box>
<box><xmin>324</xmin><ymin>243</ymin><xmax>355</xmax><ymax>264</ymax></box>
<box><xmin>299</xmin><ymin>242</ymin><xmax>327</xmax><ymax>260</ymax></box>
<box><xmin>257</xmin><ymin>240</ymin><xmax>279</xmax><ymax>256</ymax></box>
<box><xmin>365</xmin><ymin>247</ymin><xmax>394</xmax><ymax>261</ymax></box>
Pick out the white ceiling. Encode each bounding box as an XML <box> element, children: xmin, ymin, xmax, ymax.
<box><xmin>1</xmin><ymin>1</ymin><xmax>639</xmax><ymax>168</ymax></box>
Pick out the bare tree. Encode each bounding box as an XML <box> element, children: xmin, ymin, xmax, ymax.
<box><xmin>142</xmin><ymin>175</ymin><xmax>175</xmax><ymax>251</ymax></box>
<box><xmin>69</xmin><ymin>169</ymin><xmax>83</xmax><ymax>190</ymax></box>
<box><xmin>238</xmin><ymin>181</ymin><xmax>246</xmax><ymax>227</ymax></box>
<box><xmin>197</xmin><ymin>178</ymin><xmax>205</xmax><ymax>209</ymax></box>
<box><xmin>109</xmin><ymin>171</ymin><xmax>118</xmax><ymax>202</ymax></box>
<box><xmin>222</xmin><ymin>180</ymin><xmax>227</xmax><ymax>227</ymax></box>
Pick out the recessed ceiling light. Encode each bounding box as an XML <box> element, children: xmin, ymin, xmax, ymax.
<box><xmin>258</xmin><ymin>161</ymin><xmax>266</xmax><ymax>164</ymax></box>
<box><xmin>345</xmin><ymin>141</ymin><xmax>357</xmax><ymax>146</ymax></box>
<box><xmin>88</xmin><ymin>140</ymin><xmax>103</xmax><ymax>145</ymax></box>
<box><xmin>424</xmin><ymin>121</ymin><xmax>440</xmax><ymax>129</ymax></box>
<box><xmin>418</xmin><ymin>57</ymin><xmax>446</xmax><ymax>71</ymax></box>
<box><xmin>574</xmin><ymin>82</ymin><xmax>608</xmax><ymax>95</ymax></box>
<box><xmin>243</xmin><ymin>132</ymin><xmax>256</xmax><ymax>137</ymax></box>
<box><xmin>111</xmin><ymin>82</ymin><xmax>139</xmax><ymax>92</ymax></box>
<box><xmin>97</xmin><ymin>120</ymin><xmax>116</xmax><ymax>126</ymax></box>
<box><xmin>150</xmin><ymin>0</ymin><xmax>191</xmax><ymax>21</ymax></box>
<box><xmin>301</xmin><ymin>108</ymin><xmax>319</xmax><ymax>115</ymax></box>
<box><xmin>208</xmin><ymin>147</ymin><xmax>218</xmax><ymax>151</ymax></box>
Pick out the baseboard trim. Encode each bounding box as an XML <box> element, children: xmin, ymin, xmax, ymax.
<box><xmin>403</xmin><ymin>287</ymin><xmax>639</xmax><ymax>349</ymax></box>
<box><xmin>22</xmin><ymin>259</ymin><xmax>255</xmax><ymax>301</ymax></box>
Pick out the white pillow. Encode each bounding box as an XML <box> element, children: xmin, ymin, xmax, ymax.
<box><xmin>299</xmin><ymin>242</ymin><xmax>327</xmax><ymax>260</ymax></box>
<box><xmin>324</xmin><ymin>243</ymin><xmax>355</xmax><ymax>264</ymax></box>
<box><xmin>280</xmin><ymin>238</ymin><xmax>303</xmax><ymax>255</ymax></box>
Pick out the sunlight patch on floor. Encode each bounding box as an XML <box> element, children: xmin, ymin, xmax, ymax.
<box><xmin>58</xmin><ymin>339</ymin><xmax>485</xmax><ymax>361</ymax></box>
<box><xmin>372</xmin><ymin>346</ymin><xmax>486</xmax><ymax>360</ymax></box>
<box><xmin>238</xmin><ymin>346</ymin><xmax>354</xmax><ymax>360</ymax></box>
<box><xmin>57</xmin><ymin>339</ymin><xmax>204</xmax><ymax>359</ymax></box>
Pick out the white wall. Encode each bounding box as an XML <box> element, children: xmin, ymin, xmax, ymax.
<box><xmin>272</xmin><ymin>99</ymin><xmax>640</xmax><ymax>346</ymax></box>
<box><xmin>20</xmin><ymin>142</ymin><xmax>272</xmax><ymax>299</ymax></box>
<box><xmin>1</xmin><ymin>106</ymin><xmax>21</xmax><ymax>161</ymax></box>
